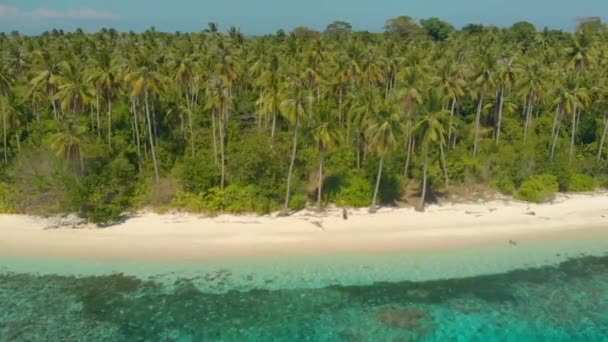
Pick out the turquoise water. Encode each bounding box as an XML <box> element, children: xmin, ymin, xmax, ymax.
<box><xmin>1</xmin><ymin>238</ymin><xmax>607</xmax><ymax>341</ymax></box>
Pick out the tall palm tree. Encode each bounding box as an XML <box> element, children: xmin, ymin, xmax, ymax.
<box><xmin>366</xmin><ymin>94</ymin><xmax>402</xmax><ymax>213</ymax></box>
<box><xmin>125</xmin><ymin>63</ymin><xmax>166</xmax><ymax>183</ymax></box>
<box><xmin>471</xmin><ymin>49</ymin><xmax>497</xmax><ymax>157</ymax></box>
<box><xmin>88</xmin><ymin>49</ymin><xmax>120</xmax><ymax>147</ymax></box>
<box><xmin>311</xmin><ymin>106</ymin><xmax>339</xmax><ymax>210</ymax></box>
<box><xmin>0</xmin><ymin>62</ymin><xmax>14</xmax><ymax>163</ymax></box>
<box><xmin>48</xmin><ymin>120</ymin><xmax>87</xmax><ymax>174</ymax></box>
<box><xmin>279</xmin><ymin>76</ymin><xmax>313</xmax><ymax>212</ymax></box>
<box><xmin>414</xmin><ymin>88</ymin><xmax>450</xmax><ymax>211</ymax></box>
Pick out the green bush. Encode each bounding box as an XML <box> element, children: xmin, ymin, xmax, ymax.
<box><xmin>515</xmin><ymin>174</ymin><xmax>559</xmax><ymax>203</ymax></box>
<box><xmin>173</xmin><ymin>184</ymin><xmax>278</xmax><ymax>215</ymax></box>
<box><xmin>70</xmin><ymin>155</ymin><xmax>138</xmax><ymax>224</ymax></box>
<box><xmin>334</xmin><ymin>173</ymin><xmax>373</xmax><ymax>208</ymax></box>
<box><xmin>0</xmin><ymin>182</ymin><xmax>17</xmax><ymax>213</ymax></box>
<box><xmin>567</xmin><ymin>174</ymin><xmax>597</xmax><ymax>192</ymax></box>
<box><xmin>494</xmin><ymin>175</ymin><xmax>515</xmax><ymax>195</ymax></box>
<box><xmin>289</xmin><ymin>193</ymin><xmax>307</xmax><ymax>211</ymax></box>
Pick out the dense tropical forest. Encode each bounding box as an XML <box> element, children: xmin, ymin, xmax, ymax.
<box><xmin>0</xmin><ymin>17</ymin><xmax>607</xmax><ymax>223</ymax></box>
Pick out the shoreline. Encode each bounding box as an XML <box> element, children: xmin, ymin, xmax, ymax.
<box><xmin>0</xmin><ymin>193</ymin><xmax>607</xmax><ymax>262</ymax></box>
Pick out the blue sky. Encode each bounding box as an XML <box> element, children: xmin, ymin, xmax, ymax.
<box><xmin>0</xmin><ymin>0</ymin><xmax>606</xmax><ymax>34</ymax></box>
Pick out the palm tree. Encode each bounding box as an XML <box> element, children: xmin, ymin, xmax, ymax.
<box><xmin>125</xmin><ymin>62</ymin><xmax>166</xmax><ymax>183</ymax></box>
<box><xmin>311</xmin><ymin>106</ymin><xmax>339</xmax><ymax>210</ymax></box>
<box><xmin>88</xmin><ymin>49</ymin><xmax>120</xmax><ymax>147</ymax></box>
<box><xmin>279</xmin><ymin>77</ymin><xmax>313</xmax><ymax>212</ymax></box>
<box><xmin>0</xmin><ymin>62</ymin><xmax>14</xmax><ymax>163</ymax></box>
<box><xmin>366</xmin><ymin>94</ymin><xmax>402</xmax><ymax>213</ymax></box>
<box><xmin>471</xmin><ymin>49</ymin><xmax>497</xmax><ymax>157</ymax></box>
<box><xmin>48</xmin><ymin>120</ymin><xmax>87</xmax><ymax>174</ymax></box>
<box><xmin>56</xmin><ymin>60</ymin><xmax>89</xmax><ymax>117</ymax></box>
<box><xmin>414</xmin><ymin>88</ymin><xmax>450</xmax><ymax>211</ymax></box>
<box><xmin>495</xmin><ymin>54</ymin><xmax>517</xmax><ymax>143</ymax></box>
<box><xmin>435</xmin><ymin>59</ymin><xmax>465</xmax><ymax>146</ymax></box>
<box><xmin>516</xmin><ymin>57</ymin><xmax>548</xmax><ymax>143</ymax></box>
<box><xmin>29</xmin><ymin>50</ymin><xmax>61</xmax><ymax>120</ymax></box>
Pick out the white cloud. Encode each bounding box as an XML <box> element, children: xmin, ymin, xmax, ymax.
<box><xmin>28</xmin><ymin>8</ymin><xmax>119</xmax><ymax>20</ymax></box>
<box><xmin>0</xmin><ymin>4</ymin><xmax>118</xmax><ymax>20</ymax></box>
<box><xmin>0</xmin><ymin>4</ymin><xmax>18</xmax><ymax>17</ymax></box>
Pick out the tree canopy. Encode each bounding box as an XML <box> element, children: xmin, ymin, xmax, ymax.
<box><xmin>0</xmin><ymin>17</ymin><xmax>607</xmax><ymax>223</ymax></box>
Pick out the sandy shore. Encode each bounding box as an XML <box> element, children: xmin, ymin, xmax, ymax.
<box><xmin>0</xmin><ymin>193</ymin><xmax>607</xmax><ymax>261</ymax></box>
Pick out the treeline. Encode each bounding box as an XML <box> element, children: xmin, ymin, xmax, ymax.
<box><xmin>0</xmin><ymin>17</ymin><xmax>607</xmax><ymax>223</ymax></box>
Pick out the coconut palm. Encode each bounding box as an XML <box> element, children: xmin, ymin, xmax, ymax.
<box><xmin>471</xmin><ymin>49</ymin><xmax>497</xmax><ymax>157</ymax></box>
<box><xmin>414</xmin><ymin>88</ymin><xmax>450</xmax><ymax>211</ymax></box>
<box><xmin>311</xmin><ymin>106</ymin><xmax>340</xmax><ymax>210</ymax></box>
<box><xmin>124</xmin><ymin>60</ymin><xmax>166</xmax><ymax>183</ymax></box>
<box><xmin>48</xmin><ymin>120</ymin><xmax>87</xmax><ymax>174</ymax></box>
<box><xmin>366</xmin><ymin>94</ymin><xmax>402</xmax><ymax>213</ymax></box>
<box><xmin>279</xmin><ymin>76</ymin><xmax>313</xmax><ymax>212</ymax></box>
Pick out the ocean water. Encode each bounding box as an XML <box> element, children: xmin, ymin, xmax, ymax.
<box><xmin>0</xmin><ymin>237</ymin><xmax>607</xmax><ymax>341</ymax></box>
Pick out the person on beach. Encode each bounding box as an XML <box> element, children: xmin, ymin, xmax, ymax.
<box><xmin>342</xmin><ymin>208</ymin><xmax>348</xmax><ymax>220</ymax></box>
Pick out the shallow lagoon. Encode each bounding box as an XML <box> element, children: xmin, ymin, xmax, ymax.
<box><xmin>1</xmin><ymin>236</ymin><xmax>607</xmax><ymax>341</ymax></box>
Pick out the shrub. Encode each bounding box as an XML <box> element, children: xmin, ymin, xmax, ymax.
<box><xmin>0</xmin><ymin>182</ymin><xmax>17</xmax><ymax>213</ymax></box>
<box><xmin>515</xmin><ymin>174</ymin><xmax>559</xmax><ymax>203</ymax></box>
<box><xmin>334</xmin><ymin>173</ymin><xmax>373</xmax><ymax>208</ymax></box>
<box><xmin>173</xmin><ymin>185</ymin><xmax>279</xmax><ymax>215</ymax></box>
<box><xmin>70</xmin><ymin>155</ymin><xmax>138</xmax><ymax>224</ymax></box>
<box><xmin>289</xmin><ymin>193</ymin><xmax>307</xmax><ymax>211</ymax></box>
<box><xmin>494</xmin><ymin>175</ymin><xmax>515</xmax><ymax>195</ymax></box>
<box><xmin>567</xmin><ymin>174</ymin><xmax>597</xmax><ymax>192</ymax></box>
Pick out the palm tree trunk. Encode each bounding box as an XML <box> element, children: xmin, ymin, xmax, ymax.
<box><xmin>96</xmin><ymin>94</ymin><xmax>101</xmax><ymax>139</ymax></box>
<box><xmin>271</xmin><ymin>95</ymin><xmax>277</xmax><ymax>139</ymax></box>
<box><xmin>420</xmin><ymin>144</ymin><xmax>429</xmax><ymax>211</ymax></box>
<box><xmin>89</xmin><ymin>103</ymin><xmax>95</xmax><ymax>130</ymax></box>
<box><xmin>144</xmin><ymin>89</ymin><xmax>160</xmax><ymax>183</ymax></box>
<box><xmin>496</xmin><ymin>87</ymin><xmax>505</xmax><ymax>143</ymax></box>
<box><xmin>317</xmin><ymin>150</ymin><xmax>324</xmax><ymax>211</ymax></box>
<box><xmin>131</xmin><ymin>97</ymin><xmax>142</xmax><ymax>173</ymax></box>
<box><xmin>14</xmin><ymin>132</ymin><xmax>20</xmax><ymax>153</ymax></box>
<box><xmin>524</xmin><ymin>95</ymin><xmax>534</xmax><ymax>144</ymax></box>
<box><xmin>440</xmin><ymin>143</ymin><xmax>449</xmax><ymax>186</ymax></box>
<box><xmin>356</xmin><ymin>129</ymin><xmax>360</xmax><ymax>168</ymax></box>
<box><xmin>370</xmin><ymin>154</ymin><xmax>384</xmax><ymax>213</ymax></box>
<box><xmin>283</xmin><ymin>116</ymin><xmax>299</xmax><ymax>211</ymax></box>
<box><xmin>551</xmin><ymin>124</ymin><xmax>561</xmax><ymax>162</ymax></box>
<box><xmin>211</xmin><ymin>109</ymin><xmax>218</xmax><ymax>165</ymax></box>
<box><xmin>551</xmin><ymin>105</ymin><xmax>560</xmax><ymax>145</ymax></box>
<box><xmin>51</xmin><ymin>89</ymin><xmax>58</xmax><ymax>121</ymax></box>
<box><xmin>107</xmin><ymin>94</ymin><xmax>112</xmax><ymax>148</ymax></box>
<box><xmin>186</xmin><ymin>88</ymin><xmax>195</xmax><ymax>157</ymax></box>
<box><xmin>473</xmin><ymin>92</ymin><xmax>484</xmax><ymax>157</ymax></box>
<box><xmin>569</xmin><ymin>104</ymin><xmax>578</xmax><ymax>162</ymax></box>
<box><xmin>1</xmin><ymin>97</ymin><xmax>6</xmax><ymax>163</ymax></box>
<box><xmin>220</xmin><ymin>105</ymin><xmax>226</xmax><ymax>190</ymax></box>
<box><xmin>338</xmin><ymin>88</ymin><xmax>343</xmax><ymax>126</ymax></box>
<box><xmin>597</xmin><ymin>113</ymin><xmax>608</xmax><ymax>162</ymax></box>
<box><xmin>448</xmin><ymin>98</ymin><xmax>456</xmax><ymax>147</ymax></box>
<box><xmin>188</xmin><ymin>108</ymin><xmax>195</xmax><ymax>158</ymax></box>
<box><xmin>79</xmin><ymin>149</ymin><xmax>84</xmax><ymax>175</ymax></box>
<box><xmin>404</xmin><ymin>120</ymin><xmax>412</xmax><ymax>177</ymax></box>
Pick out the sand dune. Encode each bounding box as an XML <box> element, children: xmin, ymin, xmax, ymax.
<box><xmin>0</xmin><ymin>193</ymin><xmax>607</xmax><ymax>261</ymax></box>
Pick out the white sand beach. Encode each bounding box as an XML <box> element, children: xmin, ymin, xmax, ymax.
<box><xmin>0</xmin><ymin>193</ymin><xmax>607</xmax><ymax>261</ymax></box>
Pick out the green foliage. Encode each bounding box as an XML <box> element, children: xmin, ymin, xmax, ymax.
<box><xmin>289</xmin><ymin>193</ymin><xmax>307</xmax><ymax>211</ymax></box>
<box><xmin>494</xmin><ymin>175</ymin><xmax>516</xmax><ymax>195</ymax></box>
<box><xmin>567</xmin><ymin>174</ymin><xmax>597</xmax><ymax>192</ymax></box>
<box><xmin>1</xmin><ymin>19</ymin><xmax>608</xmax><ymax>222</ymax></box>
<box><xmin>69</xmin><ymin>155</ymin><xmax>138</xmax><ymax>224</ymax></box>
<box><xmin>420</xmin><ymin>18</ymin><xmax>455</xmax><ymax>41</ymax></box>
<box><xmin>0</xmin><ymin>182</ymin><xmax>17</xmax><ymax>213</ymax></box>
<box><xmin>515</xmin><ymin>175</ymin><xmax>559</xmax><ymax>203</ymax></box>
<box><xmin>174</xmin><ymin>184</ymin><xmax>278</xmax><ymax>215</ymax></box>
<box><xmin>333</xmin><ymin>172</ymin><xmax>373</xmax><ymax>208</ymax></box>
